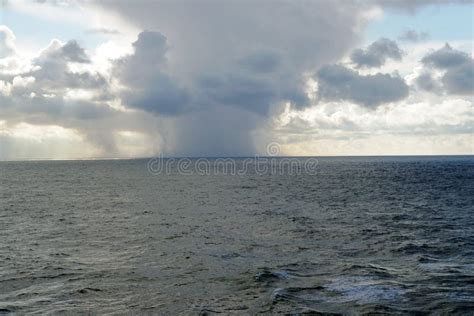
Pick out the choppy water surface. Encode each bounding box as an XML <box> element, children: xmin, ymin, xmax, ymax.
<box><xmin>1</xmin><ymin>157</ymin><xmax>473</xmax><ymax>314</ymax></box>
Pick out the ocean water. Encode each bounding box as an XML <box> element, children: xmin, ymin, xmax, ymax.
<box><xmin>0</xmin><ymin>156</ymin><xmax>473</xmax><ymax>314</ymax></box>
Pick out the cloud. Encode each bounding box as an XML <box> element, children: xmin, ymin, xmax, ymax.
<box><xmin>281</xmin><ymin>98</ymin><xmax>473</xmax><ymax>136</ymax></box>
<box><xmin>441</xmin><ymin>62</ymin><xmax>474</xmax><ymax>95</ymax></box>
<box><xmin>1</xmin><ymin>1</ymin><xmax>473</xmax><ymax>158</ymax></box>
<box><xmin>0</xmin><ymin>94</ymin><xmax>115</xmax><ymax>121</ymax></box>
<box><xmin>415</xmin><ymin>72</ymin><xmax>442</xmax><ymax>93</ymax></box>
<box><xmin>374</xmin><ymin>0</ymin><xmax>472</xmax><ymax>12</ymax></box>
<box><xmin>0</xmin><ymin>38</ymin><xmax>107</xmax><ymax>99</ymax></box>
<box><xmin>60</xmin><ymin>40</ymin><xmax>90</xmax><ymax>63</ymax></box>
<box><xmin>0</xmin><ymin>25</ymin><xmax>16</xmax><ymax>58</ymax></box>
<box><xmin>196</xmin><ymin>74</ymin><xmax>278</xmax><ymax>116</ymax></box>
<box><xmin>171</xmin><ymin>106</ymin><xmax>260</xmax><ymax>157</ymax></box>
<box><xmin>418</xmin><ymin>44</ymin><xmax>473</xmax><ymax>95</ymax></box>
<box><xmin>92</xmin><ymin>0</ymin><xmax>374</xmax><ymax>155</ymax></box>
<box><xmin>0</xmin><ymin>30</ymin><xmax>131</xmax><ymax>156</ymax></box>
<box><xmin>26</xmin><ymin>39</ymin><xmax>107</xmax><ymax>92</ymax></box>
<box><xmin>350</xmin><ymin>38</ymin><xmax>403</xmax><ymax>68</ymax></box>
<box><xmin>274</xmin><ymin>97</ymin><xmax>473</xmax><ymax>155</ymax></box>
<box><xmin>315</xmin><ymin>64</ymin><xmax>409</xmax><ymax>107</ymax></box>
<box><xmin>398</xmin><ymin>29</ymin><xmax>429</xmax><ymax>42</ymax></box>
<box><xmin>114</xmin><ymin>31</ymin><xmax>189</xmax><ymax>115</ymax></box>
<box><xmin>86</xmin><ymin>27</ymin><xmax>121</xmax><ymax>35</ymax></box>
<box><xmin>421</xmin><ymin>43</ymin><xmax>471</xmax><ymax>68</ymax></box>
<box><xmin>238</xmin><ymin>51</ymin><xmax>281</xmax><ymax>73</ymax></box>
<box><xmin>38</xmin><ymin>39</ymin><xmax>90</xmax><ymax>63</ymax></box>
<box><xmin>195</xmin><ymin>70</ymin><xmax>309</xmax><ymax>116</ymax></box>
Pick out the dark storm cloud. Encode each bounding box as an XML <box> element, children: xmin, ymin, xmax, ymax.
<box><xmin>238</xmin><ymin>51</ymin><xmax>281</xmax><ymax>73</ymax></box>
<box><xmin>350</xmin><ymin>38</ymin><xmax>403</xmax><ymax>68</ymax></box>
<box><xmin>196</xmin><ymin>72</ymin><xmax>309</xmax><ymax>116</ymax></box>
<box><xmin>417</xmin><ymin>44</ymin><xmax>473</xmax><ymax>96</ymax></box>
<box><xmin>171</xmin><ymin>106</ymin><xmax>260</xmax><ymax>157</ymax></box>
<box><xmin>316</xmin><ymin>64</ymin><xmax>409</xmax><ymax>107</ymax></box>
<box><xmin>102</xmin><ymin>1</ymin><xmax>366</xmax><ymax>115</ymax></box>
<box><xmin>3</xmin><ymin>0</ymin><xmax>376</xmax><ymax>157</ymax></box>
<box><xmin>114</xmin><ymin>31</ymin><xmax>189</xmax><ymax>116</ymax></box>
<box><xmin>120</xmin><ymin>75</ymin><xmax>189</xmax><ymax>116</ymax></box>
<box><xmin>197</xmin><ymin>75</ymin><xmax>277</xmax><ymax>116</ymax></box>
<box><xmin>398</xmin><ymin>29</ymin><xmax>429</xmax><ymax>42</ymax></box>
<box><xmin>93</xmin><ymin>0</ymin><xmax>470</xmax><ymax>154</ymax></box>
<box><xmin>92</xmin><ymin>0</ymin><xmax>371</xmax><ymax>155</ymax></box>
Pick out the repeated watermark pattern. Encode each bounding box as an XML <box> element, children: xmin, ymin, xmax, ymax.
<box><xmin>147</xmin><ymin>142</ymin><xmax>318</xmax><ymax>176</ymax></box>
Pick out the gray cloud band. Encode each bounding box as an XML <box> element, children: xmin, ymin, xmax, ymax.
<box><xmin>417</xmin><ymin>44</ymin><xmax>474</xmax><ymax>96</ymax></box>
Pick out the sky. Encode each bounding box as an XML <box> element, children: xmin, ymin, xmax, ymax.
<box><xmin>0</xmin><ymin>0</ymin><xmax>472</xmax><ymax>159</ymax></box>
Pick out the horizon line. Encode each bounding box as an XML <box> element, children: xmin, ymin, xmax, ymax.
<box><xmin>1</xmin><ymin>154</ymin><xmax>473</xmax><ymax>163</ymax></box>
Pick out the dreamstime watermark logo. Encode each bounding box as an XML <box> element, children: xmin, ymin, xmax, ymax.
<box><xmin>147</xmin><ymin>142</ymin><xmax>318</xmax><ymax>176</ymax></box>
<box><xmin>266</xmin><ymin>142</ymin><xmax>281</xmax><ymax>156</ymax></box>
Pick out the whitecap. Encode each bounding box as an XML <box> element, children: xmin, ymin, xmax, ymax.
<box><xmin>324</xmin><ymin>276</ymin><xmax>405</xmax><ymax>304</ymax></box>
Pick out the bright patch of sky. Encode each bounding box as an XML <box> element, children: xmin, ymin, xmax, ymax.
<box><xmin>0</xmin><ymin>1</ymin><xmax>105</xmax><ymax>54</ymax></box>
<box><xmin>366</xmin><ymin>4</ymin><xmax>473</xmax><ymax>43</ymax></box>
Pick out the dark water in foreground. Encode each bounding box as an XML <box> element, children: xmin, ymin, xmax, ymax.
<box><xmin>0</xmin><ymin>156</ymin><xmax>473</xmax><ymax>314</ymax></box>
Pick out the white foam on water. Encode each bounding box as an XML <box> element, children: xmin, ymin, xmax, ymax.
<box><xmin>271</xmin><ymin>276</ymin><xmax>406</xmax><ymax>306</ymax></box>
<box><xmin>324</xmin><ymin>276</ymin><xmax>405</xmax><ymax>305</ymax></box>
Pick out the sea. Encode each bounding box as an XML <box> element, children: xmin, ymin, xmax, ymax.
<box><xmin>0</xmin><ymin>156</ymin><xmax>473</xmax><ymax>314</ymax></box>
